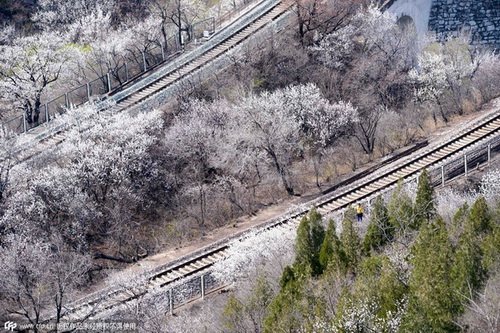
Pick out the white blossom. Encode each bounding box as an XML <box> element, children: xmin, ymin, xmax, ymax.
<box><xmin>0</xmin><ymin>31</ymin><xmax>76</xmax><ymax>121</ymax></box>
<box><xmin>480</xmin><ymin>168</ymin><xmax>500</xmax><ymax>200</ymax></box>
<box><xmin>436</xmin><ymin>188</ymin><xmax>479</xmax><ymax>222</ymax></box>
<box><xmin>212</xmin><ymin>224</ymin><xmax>296</xmax><ymax>285</ymax></box>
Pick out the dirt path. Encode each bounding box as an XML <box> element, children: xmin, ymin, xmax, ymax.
<box><xmin>127</xmin><ymin>97</ymin><xmax>499</xmax><ymax>270</ymax></box>
<box><xmin>82</xmin><ymin>97</ymin><xmax>499</xmax><ymax>296</ymax></box>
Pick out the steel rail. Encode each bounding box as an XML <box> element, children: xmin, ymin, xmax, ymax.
<box><xmin>53</xmin><ymin>109</ymin><xmax>500</xmax><ymax>321</ymax></box>
<box><xmin>11</xmin><ymin>0</ymin><xmax>496</xmax><ymax>322</ymax></box>
<box><xmin>7</xmin><ymin>0</ymin><xmax>292</xmax><ymax>163</ymax></box>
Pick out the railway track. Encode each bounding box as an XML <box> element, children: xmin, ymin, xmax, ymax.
<box><xmin>54</xmin><ymin>107</ymin><xmax>500</xmax><ymax>321</ymax></box>
<box><xmin>9</xmin><ymin>0</ymin><xmax>292</xmax><ymax>163</ymax></box>
<box><xmin>106</xmin><ymin>0</ymin><xmax>291</xmax><ymax>113</ymax></box>
<box><xmin>7</xmin><ymin>0</ymin><xmax>495</xmax><ymax>322</ymax></box>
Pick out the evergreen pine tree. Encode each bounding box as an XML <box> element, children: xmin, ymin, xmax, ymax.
<box><xmin>402</xmin><ymin>216</ymin><xmax>457</xmax><ymax>332</ymax></box>
<box><xmin>280</xmin><ymin>265</ymin><xmax>297</xmax><ymax>291</ymax></box>
<box><xmin>450</xmin><ymin>203</ymin><xmax>469</xmax><ymax>241</ymax></box>
<box><xmin>480</xmin><ymin>223</ymin><xmax>500</xmax><ymax>272</ymax></box>
<box><xmin>414</xmin><ymin>168</ymin><xmax>436</xmax><ymax>228</ymax></box>
<box><xmin>319</xmin><ymin>219</ymin><xmax>347</xmax><ymax>273</ymax></box>
<box><xmin>349</xmin><ymin>254</ymin><xmax>407</xmax><ymax>319</ymax></box>
<box><xmin>480</xmin><ymin>200</ymin><xmax>500</xmax><ymax>272</ymax></box>
<box><xmin>388</xmin><ymin>179</ymin><xmax>414</xmax><ymax>234</ymax></box>
<box><xmin>466</xmin><ymin>196</ymin><xmax>491</xmax><ymax>234</ymax></box>
<box><xmin>309</xmin><ymin>209</ymin><xmax>326</xmax><ymax>276</ymax></box>
<box><xmin>263</xmin><ymin>266</ymin><xmax>302</xmax><ymax>332</ymax></box>
<box><xmin>340</xmin><ymin>210</ymin><xmax>361</xmax><ymax>271</ymax></box>
<box><xmin>294</xmin><ymin>209</ymin><xmax>325</xmax><ymax>277</ymax></box>
<box><xmin>450</xmin><ymin>229</ymin><xmax>484</xmax><ymax>314</ymax></box>
<box><xmin>294</xmin><ymin>215</ymin><xmax>314</xmax><ymax>278</ymax></box>
<box><xmin>362</xmin><ymin>195</ymin><xmax>392</xmax><ymax>254</ymax></box>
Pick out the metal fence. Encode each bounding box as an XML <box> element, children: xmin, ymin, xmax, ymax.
<box><xmin>164</xmin><ymin>272</ymin><xmax>218</xmax><ymax>315</ymax></box>
<box><xmin>161</xmin><ymin>133</ymin><xmax>500</xmax><ymax>316</ymax></box>
<box><xmin>0</xmin><ymin>19</ymin><xmax>215</xmax><ymax>137</ymax></box>
<box><xmin>191</xmin><ymin>17</ymin><xmax>216</xmax><ymax>42</ymax></box>
<box><xmin>428</xmin><ymin>135</ymin><xmax>500</xmax><ymax>187</ymax></box>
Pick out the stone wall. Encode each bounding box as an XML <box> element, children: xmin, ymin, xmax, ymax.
<box><xmin>428</xmin><ymin>0</ymin><xmax>500</xmax><ymax>48</ymax></box>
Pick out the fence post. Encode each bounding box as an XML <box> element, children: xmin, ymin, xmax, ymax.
<box><xmin>86</xmin><ymin>83</ymin><xmax>91</xmax><ymax>102</ymax></box>
<box><xmin>65</xmin><ymin>92</ymin><xmax>69</xmax><ymax>108</ymax></box>
<box><xmin>23</xmin><ymin>112</ymin><xmax>27</xmax><ymax>133</ymax></box>
<box><xmin>464</xmin><ymin>154</ymin><xmax>468</xmax><ymax>177</ymax></box>
<box><xmin>441</xmin><ymin>165</ymin><xmax>445</xmax><ymax>186</ymax></box>
<box><xmin>169</xmin><ymin>289</ymin><xmax>173</xmax><ymax>315</ymax></box>
<box><xmin>106</xmin><ymin>73</ymin><xmax>112</xmax><ymax>93</ymax></box>
<box><xmin>487</xmin><ymin>144</ymin><xmax>491</xmax><ymax>167</ymax></box>
<box><xmin>201</xmin><ymin>275</ymin><xmax>205</xmax><ymax>300</ymax></box>
<box><xmin>142</xmin><ymin>51</ymin><xmax>147</xmax><ymax>72</ymax></box>
<box><xmin>45</xmin><ymin>104</ymin><xmax>49</xmax><ymax>122</ymax></box>
<box><xmin>176</xmin><ymin>33</ymin><xmax>181</xmax><ymax>51</ymax></box>
<box><xmin>161</xmin><ymin>42</ymin><xmax>165</xmax><ymax>61</ymax></box>
<box><xmin>125</xmin><ymin>62</ymin><xmax>129</xmax><ymax>82</ymax></box>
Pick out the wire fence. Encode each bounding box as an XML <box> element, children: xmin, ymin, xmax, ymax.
<box><xmin>191</xmin><ymin>17</ymin><xmax>216</xmax><ymax>43</ymax></box>
<box><xmin>216</xmin><ymin>0</ymin><xmax>256</xmax><ymax>28</ymax></box>
<box><xmin>0</xmin><ymin>17</ymin><xmax>218</xmax><ymax>137</ymax></box>
<box><xmin>161</xmin><ymin>133</ymin><xmax>500</xmax><ymax>316</ymax></box>
<box><xmin>428</xmin><ymin>135</ymin><xmax>500</xmax><ymax>187</ymax></box>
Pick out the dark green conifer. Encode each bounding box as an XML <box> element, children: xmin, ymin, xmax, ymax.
<box><xmin>362</xmin><ymin>195</ymin><xmax>392</xmax><ymax>254</ymax></box>
<box><xmin>340</xmin><ymin>210</ymin><xmax>361</xmax><ymax>271</ymax></box>
<box><xmin>294</xmin><ymin>209</ymin><xmax>325</xmax><ymax>277</ymax></box>
<box><xmin>351</xmin><ymin>254</ymin><xmax>406</xmax><ymax>318</ymax></box>
<box><xmin>466</xmin><ymin>196</ymin><xmax>491</xmax><ymax>234</ymax></box>
<box><xmin>294</xmin><ymin>215</ymin><xmax>313</xmax><ymax>278</ymax></box>
<box><xmin>402</xmin><ymin>216</ymin><xmax>457</xmax><ymax>332</ymax></box>
<box><xmin>280</xmin><ymin>265</ymin><xmax>297</xmax><ymax>291</ymax></box>
<box><xmin>414</xmin><ymin>168</ymin><xmax>436</xmax><ymax>228</ymax></box>
<box><xmin>450</xmin><ymin>229</ymin><xmax>484</xmax><ymax>314</ymax></box>
<box><xmin>481</xmin><ymin>224</ymin><xmax>500</xmax><ymax>272</ymax></box>
<box><xmin>450</xmin><ymin>203</ymin><xmax>469</xmax><ymax>241</ymax></box>
<box><xmin>319</xmin><ymin>219</ymin><xmax>347</xmax><ymax>273</ymax></box>
<box><xmin>263</xmin><ymin>266</ymin><xmax>302</xmax><ymax>332</ymax></box>
<box><xmin>309</xmin><ymin>209</ymin><xmax>326</xmax><ymax>276</ymax></box>
<box><xmin>388</xmin><ymin>179</ymin><xmax>413</xmax><ymax>233</ymax></box>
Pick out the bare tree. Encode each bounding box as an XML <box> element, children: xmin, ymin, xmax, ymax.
<box><xmin>0</xmin><ymin>235</ymin><xmax>92</xmax><ymax>330</ymax></box>
<box><xmin>458</xmin><ymin>268</ymin><xmax>500</xmax><ymax>332</ymax></box>
<box><xmin>291</xmin><ymin>0</ymin><xmax>367</xmax><ymax>45</ymax></box>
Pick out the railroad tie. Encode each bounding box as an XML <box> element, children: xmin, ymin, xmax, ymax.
<box><xmin>200</xmin><ymin>258</ymin><xmax>214</xmax><ymax>265</ymax></box>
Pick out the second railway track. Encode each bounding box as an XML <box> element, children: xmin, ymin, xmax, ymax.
<box><xmin>10</xmin><ymin>0</ymin><xmax>292</xmax><ymax>163</ymax></box>
<box><xmin>11</xmin><ymin>0</ymin><xmax>497</xmax><ymax>322</ymax></box>
<box><xmin>107</xmin><ymin>0</ymin><xmax>292</xmax><ymax>113</ymax></box>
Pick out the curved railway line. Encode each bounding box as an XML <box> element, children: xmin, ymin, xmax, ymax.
<box><xmin>53</xmin><ymin>107</ymin><xmax>500</xmax><ymax>322</ymax></box>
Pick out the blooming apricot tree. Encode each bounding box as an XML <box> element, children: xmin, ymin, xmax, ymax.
<box><xmin>0</xmin><ymin>32</ymin><xmax>75</xmax><ymax>124</ymax></box>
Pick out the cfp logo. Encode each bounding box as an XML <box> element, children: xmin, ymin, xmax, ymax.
<box><xmin>4</xmin><ymin>322</ymin><xmax>17</xmax><ymax>331</ymax></box>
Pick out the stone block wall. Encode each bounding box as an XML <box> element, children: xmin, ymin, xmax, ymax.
<box><xmin>428</xmin><ymin>0</ymin><xmax>500</xmax><ymax>48</ymax></box>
